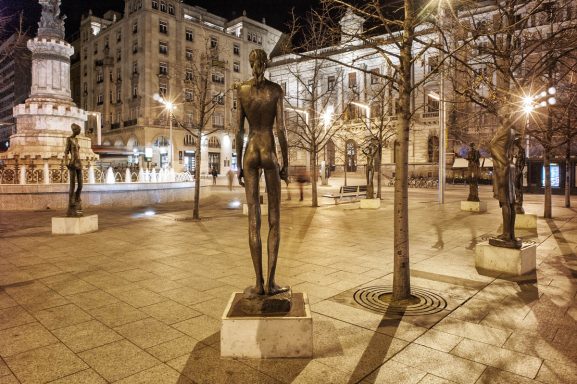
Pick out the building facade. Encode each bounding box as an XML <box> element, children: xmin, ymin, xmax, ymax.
<box><xmin>0</xmin><ymin>33</ymin><xmax>31</xmax><ymax>151</ymax></box>
<box><xmin>72</xmin><ymin>0</ymin><xmax>283</xmax><ymax>174</ymax></box>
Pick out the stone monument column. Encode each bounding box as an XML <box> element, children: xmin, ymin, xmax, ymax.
<box><xmin>0</xmin><ymin>0</ymin><xmax>97</xmax><ymax>173</ymax></box>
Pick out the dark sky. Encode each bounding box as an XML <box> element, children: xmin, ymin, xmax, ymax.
<box><xmin>2</xmin><ymin>0</ymin><xmax>320</xmax><ymax>39</ymax></box>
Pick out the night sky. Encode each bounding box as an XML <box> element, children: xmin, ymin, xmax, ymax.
<box><xmin>1</xmin><ymin>0</ymin><xmax>320</xmax><ymax>39</ymax></box>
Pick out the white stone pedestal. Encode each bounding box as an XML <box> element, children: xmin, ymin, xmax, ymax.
<box><xmin>221</xmin><ymin>292</ymin><xmax>313</xmax><ymax>358</ymax></box>
<box><xmin>461</xmin><ymin>201</ymin><xmax>487</xmax><ymax>212</ymax></box>
<box><xmin>515</xmin><ymin>214</ymin><xmax>537</xmax><ymax>229</ymax></box>
<box><xmin>52</xmin><ymin>215</ymin><xmax>98</xmax><ymax>235</ymax></box>
<box><xmin>243</xmin><ymin>204</ymin><xmax>268</xmax><ymax>216</ymax></box>
<box><xmin>475</xmin><ymin>241</ymin><xmax>536</xmax><ymax>275</ymax></box>
<box><xmin>360</xmin><ymin>198</ymin><xmax>381</xmax><ymax>209</ymax></box>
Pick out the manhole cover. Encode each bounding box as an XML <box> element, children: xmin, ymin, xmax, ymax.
<box><xmin>353</xmin><ymin>286</ymin><xmax>447</xmax><ymax>316</ymax></box>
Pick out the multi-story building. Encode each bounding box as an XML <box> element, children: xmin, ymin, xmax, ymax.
<box><xmin>73</xmin><ymin>0</ymin><xmax>283</xmax><ymax>174</ymax></box>
<box><xmin>0</xmin><ymin>33</ymin><xmax>31</xmax><ymax>151</ymax></box>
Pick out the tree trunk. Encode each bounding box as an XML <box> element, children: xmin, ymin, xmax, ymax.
<box><xmin>377</xmin><ymin>145</ymin><xmax>383</xmax><ymax>199</ymax></box>
<box><xmin>311</xmin><ymin>150</ymin><xmax>318</xmax><ymax>207</ymax></box>
<box><xmin>193</xmin><ymin>128</ymin><xmax>202</xmax><ymax>220</ymax></box>
<box><xmin>392</xmin><ymin>0</ymin><xmax>413</xmax><ymax>302</ymax></box>
<box><xmin>565</xmin><ymin>139</ymin><xmax>571</xmax><ymax>208</ymax></box>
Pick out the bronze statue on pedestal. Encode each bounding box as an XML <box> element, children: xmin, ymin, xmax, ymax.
<box><xmin>514</xmin><ymin>135</ymin><xmax>526</xmax><ymax>214</ymax></box>
<box><xmin>489</xmin><ymin>125</ymin><xmax>521</xmax><ymax>249</ymax></box>
<box><xmin>467</xmin><ymin>142</ymin><xmax>480</xmax><ymax>202</ymax></box>
<box><xmin>363</xmin><ymin>139</ymin><xmax>378</xmax><ymax>199</ymax></box>
<box><xmin>236</xmin><ymin>49</ymin><xmax>290</xmax><ymax>308</ymax></box>
<box><xmin>65</xmin><ymin>123</ymin><xmax>83</xmax><ymax>217</ymax></box>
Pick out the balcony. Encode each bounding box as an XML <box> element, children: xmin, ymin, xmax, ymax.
<box><xmin>422</xmin><ymin>111</ymin><xmax>439</xmax><ymax>119</ymax></box>
<box><xmin>110</xmin><ymin>122</ymin><xmax>121</xmax><ymax>130</ymax></box>
<box><xmin>124</xmin><ymin>119</ymin><xmax>137</xmax><ymax>127</ymax></box>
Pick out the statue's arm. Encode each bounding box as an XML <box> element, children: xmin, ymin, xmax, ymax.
<box><xmin>64</xmin><ymin>138</ymin><xmax>71</xmax><ymax>164</ymax></box>
<box><xmin>236</xmin><ymin>91</ymin><xmax>246</xmax><ymax>186</ymax></box>
<box><xmin>275</xmin><ymin>89</ymin><xmax>289</xmax><ymax>182</ymax></box>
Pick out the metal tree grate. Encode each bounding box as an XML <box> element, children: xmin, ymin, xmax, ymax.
<box><xmin>352</xmin><ymin>286</ymin><xmax>448</xmax><ymax>316</ymax></box>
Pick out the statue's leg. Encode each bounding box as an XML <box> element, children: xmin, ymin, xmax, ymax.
<box><xmin>502</xmin><ymin>203</ymin><xmax>512</xmax><ymax>239</ymax></box>
<box><xmin>68</xmin><ymin>169</ymin><xmax>76</xmax><ymax>206</ymax></box>
<box><xmin>76</xmin><ymin>169</ymin><xmax>83</xmax><ymax>202</ymax></box>
<box><xmin>509</xmin><ymin>203</ymin><xmax>517</xmax><ymax>240</ymax></box>
<box><xmin>244</xmin><ymin>167</ymin><xmax>264</xmax><ymax>296</ymax></box>
<box><xmin>264</xmin><ymin>168</ymin><xmax>288</xmax><ymax>295</ymax></box>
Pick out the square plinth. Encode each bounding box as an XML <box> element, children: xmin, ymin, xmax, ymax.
<box><xmin>242</xmin><ymin>204</ymin><xmax>268</xmax><ymax>216</ymax></box>
<box><xmin>461</xmin><ymin>200</ymin><xmax>487</xmax><ymax>212</ymax></box>
<box><xmin>221</xmin><ymin>292</ymin><xmax>313</xmax><ymax>359</ymax></box>
<box><xmin>515</xmin><ymin>214</ymin><xmax>537</xmax><ymax>229</ymax></box>
<box><xmin>360</xmin><ymin>198</ymin><xmax>381</xmax><ymax>209</ymax></box>
<box><xmin>52</xmin><ymin>215</ymin><xmax>98</xmax><ymax>235</ymax></box>
<box><xmin>475</xmin><ymin>241</ymin><xmax>536</xmax><ymax>275</ymax></box>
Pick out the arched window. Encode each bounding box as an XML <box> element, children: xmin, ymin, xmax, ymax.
<box><xmin>327</xmin><ymin>139</ymin><xmax>335</xmax><ymax>168</ymax></box>
<box><xmin>114</xmin><ymin>138</ymin><xmax>124</xmax><ymax>147</ymax></box>
<box><xmin>153</xmin><ymin>136</ymin><xmax>169</xmax><ymax>148</ymax></box>
<box><xmin>428</xmin><ymin>135</ymin><xmax>439</xmax><ymax>163</ymax></box>
<box><xmin>184</xmin><ymin>134</ymin><xmax>195</xmax><ymax>146</ymax></box>
<box><xmin>127</xmin><ymin>136</ymin><xmax>139</xmax><ymax>149</ymax></box>
<box><xmin>345</xmin><ymin>139</ymin><xmax>357</xmax><ymax>172</ymax></box>
<box><xmin>208</xmin><ymin>136</ymin><xmax>220</xmax><ymax>149</ymax></box>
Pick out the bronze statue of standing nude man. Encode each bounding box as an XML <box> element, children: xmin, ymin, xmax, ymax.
<box><xmin>236</xmin><ymin>49</ymin><xmax>290</xmax><ymax>299</ymax></box>
<box><xmin>65</xmin><ymin>123</ymin><xmax>83</xmax><ymax>217</ymax></box>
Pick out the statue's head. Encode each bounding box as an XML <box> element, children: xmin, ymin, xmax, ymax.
<box><xmin>71</xmin><ymin>123</ymin><xmax>81</xmax><ymax>135</ymax></box>
<box><xmin>249</xmin><ymin>49</ymin><xmax>268</xmax><ymax>85</ymax></box>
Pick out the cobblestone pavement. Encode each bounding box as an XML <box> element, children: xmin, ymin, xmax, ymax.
<box><xmin>0</xmin><ymin>182</ymin><xmax>576</xmax><ymax>383</ymax></box>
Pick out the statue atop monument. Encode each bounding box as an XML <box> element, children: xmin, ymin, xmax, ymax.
<box><xmin>38</xmin><ymin>0</ymin><xmax>66</xmax><ymax>40</ymax></box>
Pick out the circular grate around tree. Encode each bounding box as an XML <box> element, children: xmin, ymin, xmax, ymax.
<box><xmin>353</xmin><ymin>286</ymin><xmax>448</xmax><ymax>316</ymax></box>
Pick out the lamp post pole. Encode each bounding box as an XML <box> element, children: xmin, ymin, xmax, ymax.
<box><xmin>168</xmin><ymin>109</ymin><xmax>173</xmax><ymax>168</ymax></box>
<box><xmin>438</xmin><ymin>1</ymin><xmax>446</xmax><ymax>204</ymax></box>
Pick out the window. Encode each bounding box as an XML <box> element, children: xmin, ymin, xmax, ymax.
<box><xmin>116</xmin><ymin>68</ymin><xmax>122</xmax><ymax>81</ymax></box>
<box><xmin>97</xmin><ymin>71</ymin><xmax>103</xmax><ymax>83</ymax></box>
<box><xmin>116</xmin><ymin>30</ymin><xmax>122</xmax><ymax>42</ymax></box>
<box><xmin>185</xmin><ymin>89</ymin><xmax>193</xmax><ymax>101</ymax></box>
<box><xmin>116</xmin><ymin>89</ymin><xmax>121</xmax><ymax>103</ymax></box>
<box><xmin>233</xmin><ymin>43</ymin><xmax>240</xmax><ymax>55</ymax></box>
<box><xmin>348</xmin><ymin>72</ymin><xmax>357</xmax><ymax>88</ymax></box>
<box><xmin>208</xmin><ymin>136</ymin><xmax>220</xmax><ymax>148</ymax></box>
<box><xmin>97</xmin><ymin>93</ymin><xmax>104</xmax><ymax>105</ymax></box>
<box><xmin>160</xmin><ymin>0</ymin><xmax>167</xmax><ymax>12</ymax></box>
<box><xmin>159</xmin><ymin>20</ymin><xmax>168</xmax><ymax>34</ymax></box>
<box><xmin>185</xmin><ymin>29</ymin><xmax>193</xmax><ymax>41</ymax></box>
<box><xmin>184</xmin><ymin>134</ymin><xmax>195</xmax><ymax>146</ymax></box>
<box><xmin>132</xmin><ymin>84</ymin><xmax>138</xmax><ymax>98</ymax></box>
<box><xmin>132</xmin><ymin>61</ymin><xmax>138</xmax><ymax>74</ymax></box>
<box><xmin>93</xmin><ymin>42</ymin><xmax>98</xmax><ymax>54</ymax></box>
<box><xmin>159</xmin><ymin>41</ymin><xmax>168</xmax><ymax>54</ymax></box>
<box><xmin>370</xmin><ymin>68</ymin><xmax>380</xmax><ymax>84</ymax></box>
<box><xmin>109</xmin><ymin>90</ymin><xmax>113</xmax><ymax>104</ymax></box>
<box><xmin>213</xmin><ymin>93</ymin><xmax>224</xmax><ymax>105</ymax></box>
<box><xmin>281</xmin><ymin>82</ymin><xmax>287</xmax><ymax>93</ymax></box>
<box><xmin>116</xmin><ymin>49</ymin><xmax>121</xmax><ymax>62</ymax></box>
<box><xmin>159</xmin><ymin>62</ymin><xmax>168</xmax><ymax>75</ymax></box>
<box><xmin>83</xmin><ymin>48</ymin><xmax>87</xmax><ymax>59</ymax></box>
<box><xmin>233</xmin><ymin>97</ymin><xmax>238</xmax><ymax>110</ymax></box>
<box><xmin>185</xmin><ymin>69</ymin><xmax>193</xmax><ymax>81</ymax></box>
<box><xmin>212</xmin><ymin>72</ymin><xmax>224</xmax><ymax>84</ymax></box>
<box><xmin>247</xmin><ymin>32</ymin><xmax>262</xmax><ymax>44</ymax></box>
<box><xmin>186</xmin><ymin>49</ymin><xmax>193</xmax><ymax>61</ymax></box>
<box><xmin>426</xmin><ymin>94</ymin><xmax>439</xmax><ymax>112</ymax></box>
<box><xmin>109</xmin><ymin>70</ymin><xmax>113</xmax><ymax>82</ymax></box>
<box><xmin>233</xmin><ymin>61</ymin><xmax>240</xmax><ymax>73</ymax></box>
<box><xmin>168</xmin><ymin>3</ymin><xmax>174</xmax><ymax>14</ymax></box>
<box><xmin>83</xmin><ymin>82</ymin><xmax>87</xmax><ymax>93</ymax></box>
<box><xmin>159</xmin><ymin>83</ymin><xmax>167</xmax><ymax>96</ymax></box>
<box><xmin>210</xmin><ymin>36</ymin><xmax>218</xmax><ymax>49</ymax></box>
<box><xmin>327</xmin><ymin>76</ymin><xmax>335</xmax><ymax>91</ymax></box>
<box><xmin>152</xmin><ymin>0</ymin><xmax>158</xmax><ymax>9</ymax></box>
<box><xmin>212</xmin><ymin>113</ymin><xmax>224</xmax><ymax>127</ymax></box>
<box><xmin>132</xmin><ymin>22</ymin><xmax>138</xmax><ymax>33</ymax></box>
<box><xmin>428</xmin><ymin>56</ymin><xmax>439</xmax><ymax>74</ymax></box>
<box><xmin>83</xmin><ymin>64</ymin><xmax>87</xmax><ymax>77</ymax></box>
<box><xmin>428</xmin><ymin>136</ymin><xmax>439</xmax><ymax>163</ymax></box>
<box><xmin>132</xmin><ymin>40</ymin><xmax>138</xmax><ymax>53</ymax></box>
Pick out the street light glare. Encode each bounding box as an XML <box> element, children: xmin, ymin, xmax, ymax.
<box><xmin>322</xmin><ymin>105</ymin><xmax>334</xmax><ymax>126</ymax></box>
<box><xmin>548</xmin><ymin>87</ymin><xmax>556</xmax><ymax>95</ymax></box>
<box><xmin>165</xmin><ymin>101</ymin><xmax>175</xmax><ymax>111</ymax></box>
<box><xmin>548</xmin><ymin>97</ymin><xmax>557</xmax><ymax>105</ymax></box>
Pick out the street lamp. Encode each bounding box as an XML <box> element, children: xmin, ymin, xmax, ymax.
<box><xmin>285</xmin><ymin>107</ymin><xmax>309</xmax><ymax>125</ymax></box>
<box><xmin>153</xmin><ymin>93</ymin><xmax>176</xmax><ymax>169</ymax></box>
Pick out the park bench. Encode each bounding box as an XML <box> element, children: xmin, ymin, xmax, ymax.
<box><xmin>323</xmin><ymin>185</ymin><xmax>367</xmax><ymax>204</ymax></box>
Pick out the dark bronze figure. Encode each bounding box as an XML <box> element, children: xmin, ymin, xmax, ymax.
<box><xmin>467</xmin><ymin>142</ymin><xmax>481</xmax><ymax>202</ymax></box>
<box><xmin>489</xmin><ymin>125</ymin><xmax>521</xmax><ymax>249</ymax></box>
<box><xmin>363</xmin><ymin>139</ymin><xmax>378</xmax><ymax>199</ymax></box>
<box><xmin>236</xmin><ymin>49</ymin><xmax>290</xmax><ymax>300</ymax></box>
<box><xmin>65</xmin><ymin>123</ymin><xmax>83</xmax><ymax>217</ymax></box>
<box><xmin>514</xmin><ymin>135</ymin><xmax>525</xmax><ymax>214</ymax></box>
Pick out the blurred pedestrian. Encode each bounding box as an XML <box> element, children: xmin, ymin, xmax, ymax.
<box><xmin>226</xmin><ymin>169</ymin><xmax>234</xmax><ymax>190</ymax></box>
<box><xmin>211</xmin><ymin>167</ymin><xmax>218</xmax><ymax>185</ymax></box>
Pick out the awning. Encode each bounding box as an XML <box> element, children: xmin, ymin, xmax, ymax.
<box><xmin>452</xmin><ymin>158</ymin><xmax>493</xmax><ymax>168</ymax></box>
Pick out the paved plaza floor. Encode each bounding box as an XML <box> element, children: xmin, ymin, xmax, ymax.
<box><xmin>1</xmin><ymin>181</ymin><xmax>577</xmax><ymax>383</ymax></box>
